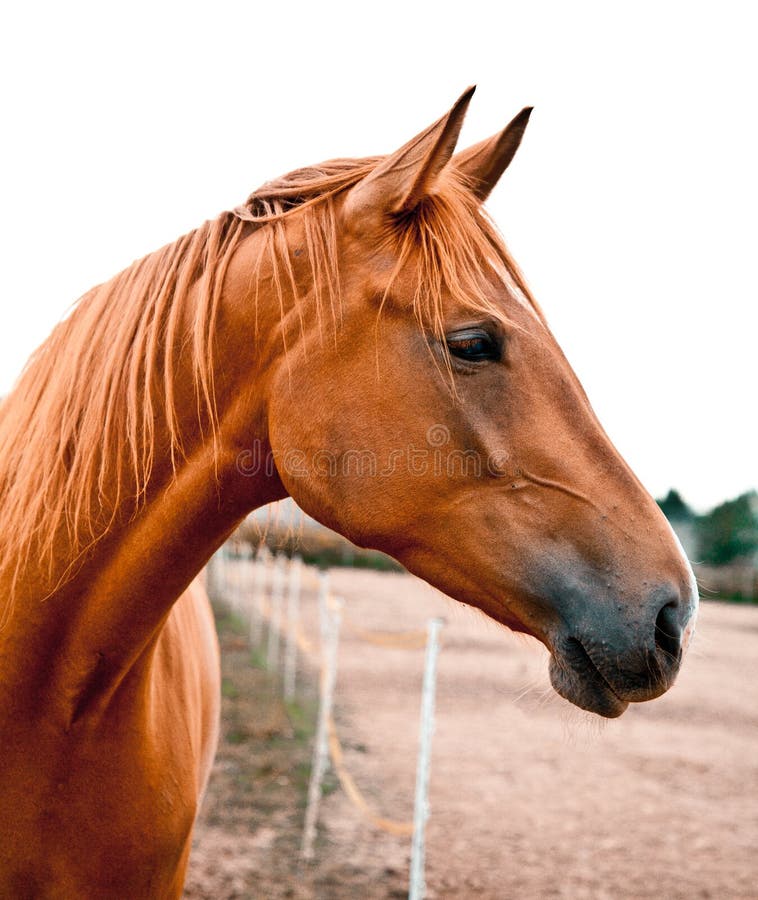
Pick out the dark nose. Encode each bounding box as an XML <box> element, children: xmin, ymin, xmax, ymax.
<box><xmin>654</xmin><ymin>596</ymin><xmax>685</xmax><ymax>660</ymax></box>
<box><xmin>553</xmin><ymin>581</ymin><xmax>697</xmax><ymax>712</ymax></box>
<box><xmin>606</xmin><ymin>584</ymin><xmax>695</xmax><ymax>700</ymax></box>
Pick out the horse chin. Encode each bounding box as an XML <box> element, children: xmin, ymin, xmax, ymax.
<box><xmin>548</xmin><ymin>647</ymin><xmax>630</xmax><ymax>719</ymax></box>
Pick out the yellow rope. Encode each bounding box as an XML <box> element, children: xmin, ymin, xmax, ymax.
<box><xmin>326</xmin><ymin>715</ymin><xmax>414</xmax><ymax>837</ymax></box>
<box><xmin>295</xmin><ymin>627</ymin><xmax>316</xmax><ymax>655</ymax></box>
<box><xmin>225</xmin><ymin>559</ymin><xmax>423</xmax><ymax>837</ymax></box>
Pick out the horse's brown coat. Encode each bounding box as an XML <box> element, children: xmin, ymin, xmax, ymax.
<box><xmin>0</xmin><ymin>89</ymin><xmax>696</xmax><ymax>895</ymax></box>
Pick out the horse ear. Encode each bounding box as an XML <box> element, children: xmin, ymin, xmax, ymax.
<box><xmin>452</xmin><ymin>106</ymin><xmax>533</xmax><ymax>202</ymax></box>
<box><xmin>344</xmin><ymin>86</ymin><xmax>476</xmax><ymax>223</ymax></box>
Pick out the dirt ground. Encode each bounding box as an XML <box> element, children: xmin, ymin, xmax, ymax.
<box><xmin>186</xmin><ymin>567</ymin><xmax>758</xmax><ymax>899</ymax></box>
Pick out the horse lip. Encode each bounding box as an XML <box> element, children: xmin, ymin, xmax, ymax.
<box><xmin>549</xmin><ymin>638</ymin><xmax>630</xmax><ymax>718</ymax></box>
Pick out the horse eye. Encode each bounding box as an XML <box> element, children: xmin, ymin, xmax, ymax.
<box><xmin>446</xmin><ymin>330</ymin><xmax>500</xmax><ymax>362</ymax></box>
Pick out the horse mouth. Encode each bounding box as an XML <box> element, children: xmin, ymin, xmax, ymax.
<box><xmin>549</xmin><ymin>638</ymin><xmax>630</xmax><ymax>718</ymax></box>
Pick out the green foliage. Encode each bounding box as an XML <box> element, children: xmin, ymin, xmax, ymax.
<box><xmin>213</xmin><ymin>608</ymin><xmax>248</xmax><ymax>636</ymax></box>
<box><xmin>221</xmin><ymin>677</ymin><xmax>240</xmax><ymax>699</ymax></box>
<box><xmin>696</xmin><ymin>491</ymin><xmax>758</xmax><ymax>566</ymax></box>
<box><xmin>657</xmin><ymin>488</ymin><xmax>695</xmax><ymax>522</ymax></box>
<box><xmin>284</xmin><ymin>698</ymin><xmax>318</xmax><ymax>743</ymax></box>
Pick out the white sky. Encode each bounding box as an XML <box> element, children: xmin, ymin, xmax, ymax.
<box><xmin>0</xmin><ymin>2</ymin><xmax>755</xmax><ymax>512</ymax></box>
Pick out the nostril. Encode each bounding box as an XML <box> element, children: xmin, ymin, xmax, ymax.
<box><xmin>655</xmin><ymin>601</ymin><xmax>682</xmax><ymax>660</ymax></box>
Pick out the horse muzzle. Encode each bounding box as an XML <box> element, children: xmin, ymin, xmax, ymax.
<box><xmin>546</xmin><ymin>583</ymin><xmax>698</xmax><ymax>718</ymax></box>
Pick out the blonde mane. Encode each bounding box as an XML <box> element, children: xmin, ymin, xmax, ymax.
<box><xmin>0</xmin><ymin>155</ymin><xmax>535</xmax><ymax>612</ymax></box>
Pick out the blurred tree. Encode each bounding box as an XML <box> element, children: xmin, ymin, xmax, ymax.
<box><xmin>696</xmin><ymin>491</ymin><xmax>758</xmax><ymax>565</ymax></box>
<box><xmin>657</xmin><ymin>488</ymin><xmax>695</xmax><ymax>522</ymax></box>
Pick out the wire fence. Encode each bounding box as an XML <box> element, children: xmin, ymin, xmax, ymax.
<box><xmin>208</xmin><ymin>541</ymin><xmax>444</xmax><ymax>899</ymax></box>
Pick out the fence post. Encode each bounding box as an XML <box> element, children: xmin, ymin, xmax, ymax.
<box><xmin>207</xmin><ymin>548</ymin><xmax>221</xmax><ymax>600</ymax></box>
<box><xmin>250</xmin><ymin>545</ymin><xmax>269</xmax><ymax>647</ymax></box>
<box><xmin>301</xmin><ymin>594</ymin><xmax>342</xmax><ymax>862</ymax></box>
<box><xmin>408</xmin><ymin>617</ymin><xmax>444</xmax><ymax>900</ymax></box>
<box><xmin>266</xmin><ymin>554</ymin><xmax>286</xmax><ymax>671</ymax></box>
<box><xmin>238</xmin><ymin>543</ymin><xmax>255</xmax><ymax>612</ymax></box>
<box><xmin>316</xmin><ymin>571</ymin><xmax>330</xmax><ymax>645</ymax></box>
<box><xmin>228</xmin><ymin>544</ymin><xmax>240</xmax><ymax>614</ymax></box>
<box><xmin>284</xmin><ymin>555</ymin><xmax>302</xmax><ymax>701</ymax></box>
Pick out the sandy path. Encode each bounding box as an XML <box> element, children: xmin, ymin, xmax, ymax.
<box><xmin>302</xmin><ymin>569</ymin><xmax>758</xmax><ymax>899</ymax></box>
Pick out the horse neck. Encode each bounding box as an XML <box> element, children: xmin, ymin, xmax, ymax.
<box><xmin>1</xmin><ymin>222</ymin><xmax>292</xmax><ymax>716</ymax></box>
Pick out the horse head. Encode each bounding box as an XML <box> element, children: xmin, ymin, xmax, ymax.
<box><xmin>235</xmin><ymin>88</ymin><xmax>697</xmax><ymax>717</ymax></box>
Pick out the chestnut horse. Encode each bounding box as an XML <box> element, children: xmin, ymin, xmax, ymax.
<box><xmin>0</xmin><ymin>88</ymin><xmax>697</xmax><ymax>896</ymax></box>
